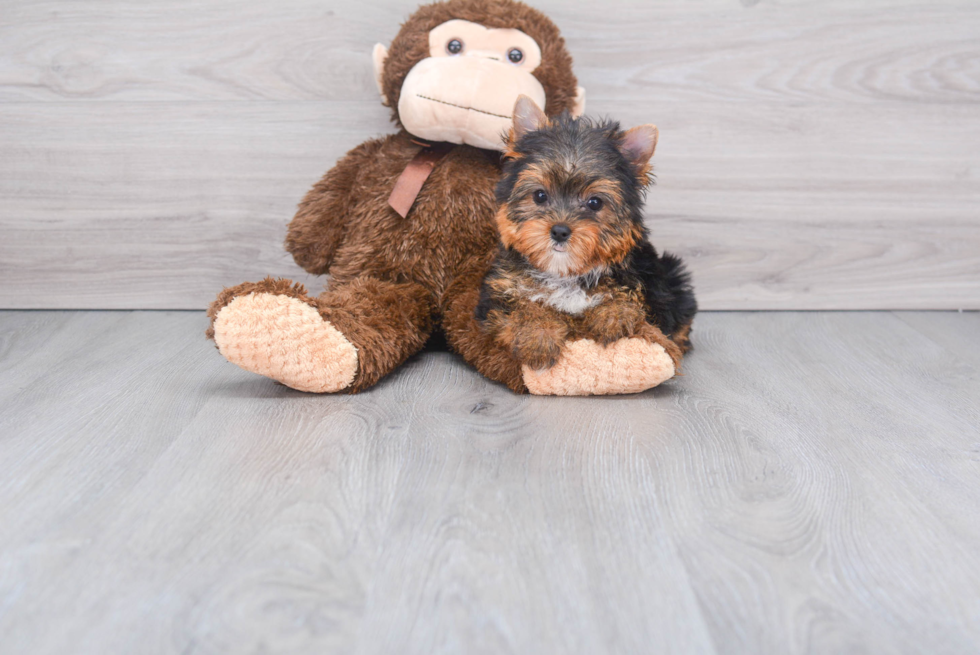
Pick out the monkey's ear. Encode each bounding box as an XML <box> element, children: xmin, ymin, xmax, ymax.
<box><xmin>620</xmin><ymin>124</ymin><xmax>659</xmax><ymax>171</ymax></box>
<box><xmin>511</xmin><ymin>95</ymin><xmax>549</xmax><ymax>143</ymax></box>
<box><xmin>372</xmin><ymin>43</ymin><xmax>389</xmax><ymax>105</ymax></box>
<box><xmin>572</xmin><ymin>86</ymin><xmax>586</xmax><ymax>118</ymax></box>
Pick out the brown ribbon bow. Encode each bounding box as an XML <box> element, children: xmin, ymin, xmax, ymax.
<box><xmin>387</xmin><ymin>140</ymin><xmax>454</xmax><ymax>219</ymax></box>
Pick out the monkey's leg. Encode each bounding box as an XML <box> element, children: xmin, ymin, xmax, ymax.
<box><xmin>442</xmin><ymin>263</ymin><xmax>529</xmax><ymax>393</ymax></box>
<box><xmin>521</xmin><ymin>323</ymin><xmax>682</xmax><ymax>396</ymax></box>
<box><xmin>208</xmin><ymin>276</ymin><xmax>433</xmax><ymax>393</ymax></box>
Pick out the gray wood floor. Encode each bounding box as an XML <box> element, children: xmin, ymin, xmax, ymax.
<box><xmin>1</xmin><ymin>310</ymin><xmax>978</xmax><ymax>654</ymax></box>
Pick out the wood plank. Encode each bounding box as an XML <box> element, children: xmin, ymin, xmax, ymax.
<box><xmin>892</xmin><ymin>310</ymin><xmax>980</xmax><ymax>366</ymax></box>
<box><xmin>1</xmin><ymin>100</ymin><xmax>977</xmax><ymax>309</ymax></box>
<box><xmin>0</xmin><ymin>310</ymin><xmax>715</xmax><ymax>653</ymax></box>
<box><xmin>0</xmin><ymin>101</ymin><xmax>382</xmax><ymax>310</ymax></box>
<box><xmin>2</xmin><ymin>1</ymin><xmax>977</xmax><ymax>104</ymax></box>
<box><xmin>645</xmin><ymin>311</ymin><xmax>980</xmax><ymax>653</ymax></box>
<box><xmin>568</xmin><ymin>2</ymin><xmax>980</xmax><ymax>106</ymax></box>
<box><xmin>1</xmin><ymin>310</ymin><xmax>978</xmax><ymax>653</ymax></box>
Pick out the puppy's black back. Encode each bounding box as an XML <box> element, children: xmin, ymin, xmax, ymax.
<box><xmin>612</xmin><ymin>241</ymin><xmax>697</xmax><ymax>338</ymax></box>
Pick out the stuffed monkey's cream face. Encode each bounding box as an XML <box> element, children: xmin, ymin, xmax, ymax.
<box><xmin>385</xmin><ymin>20</ymin><xmax>549</xmax><ymax>151</ymax></box>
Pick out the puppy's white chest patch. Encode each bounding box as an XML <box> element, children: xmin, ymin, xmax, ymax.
<box><xmin>529</xmin><ymin>270</ymin><xmax>605</xmax><ymax>315</ymax></box>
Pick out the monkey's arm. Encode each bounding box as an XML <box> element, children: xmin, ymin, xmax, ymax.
<box><xmin>285</xmin><ymin>138</ymin><xmax>384</xmax><ymax>275</ymax></box>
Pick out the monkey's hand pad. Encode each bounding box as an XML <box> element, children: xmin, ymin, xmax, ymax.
<box><xmin>212</xmin><ymin>293</ymin><xmax>358</xmax><ymax>393</ymax></box>
<box><xmin>522</xmin><ymin>338</ymin><xmax>675</xmax><ymax>396</ymax></box>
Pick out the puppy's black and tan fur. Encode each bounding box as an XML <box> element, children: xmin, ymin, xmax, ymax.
<box><xmin>476</xmin><ymin>96</ymin><xmax>697</xmax><ymax>371</ymax></box>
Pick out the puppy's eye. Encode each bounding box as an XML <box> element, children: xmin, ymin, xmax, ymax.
<box><xmin>508</xmin><ymin>48</ymin><xmax>524</xmax><ymax>64</ymax></box>
<box><xmin>533</xmin><ymin>189</ymin><xmax>548</xmax><ymax>204</ymax></box>
<box><xmin>447</xmin><ymin>39</ymin><xmax>463</xmax><ymax>55</ymax></box>
<box><xmin>587</xmin><ymin>197</ymin><xmax>603</xmax><ymax>211</ymax></box>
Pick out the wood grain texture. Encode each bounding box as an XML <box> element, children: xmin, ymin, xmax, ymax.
<box><xmin>0</xmin><ymin>0</ymin><xmax>979</xmax><ymax>309</ymax></box>
<box><xmin>0</xmin><ymin>310</ymin><xmax>978</xmax><ymax>654</ymax></box>
<box><xmin>2</xmin><ymin>1</ymin><xmax>978</xmax><ymax>104</ymax></box>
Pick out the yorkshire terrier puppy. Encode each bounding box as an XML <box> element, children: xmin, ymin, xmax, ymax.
<box><xmin>476</xmin><ymin>96</ymin><xmax>697</xmax><ymax>372</ymax></box>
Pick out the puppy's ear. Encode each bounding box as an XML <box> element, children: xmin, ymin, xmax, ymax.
<box><xmin>619</xmin><ymin>125</ymin><xmax>659</xmax><ymax>173</ymax></box>
<box><xmin>510</xmin><ymin>95</ymin><xmax>549</xmax><ymax>146</ymax></box>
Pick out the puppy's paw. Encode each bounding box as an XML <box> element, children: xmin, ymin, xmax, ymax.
<box><xmin>514</xmin><ymin>332</ymin><xmax>565</xmax><ymax>370</ymax></box>
<box><xmin>581</xmin><ymin>301</ymin><xmax>647</xmax><ymax>345</ymax></box>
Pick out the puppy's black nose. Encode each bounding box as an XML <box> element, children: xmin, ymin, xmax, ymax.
<box><xmin>550</xmin><ymin>224</ymin><xmax>572</xmax><ymax>243</ymax></box>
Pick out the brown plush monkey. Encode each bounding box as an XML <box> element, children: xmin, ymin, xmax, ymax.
<box><xmin>207</xmin><ymin>0</ymin><xmax>683</xmax><ymax>395</ymax></box>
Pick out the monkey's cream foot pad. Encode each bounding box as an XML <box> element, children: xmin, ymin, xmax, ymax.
<box><xmin>522</xmin><ymin>338</ymin><xmax>675</xmax><ymax>396</ymax></box>
<box><xmin>212</xmin><ymin>293</ymin><xmax>358</xmax><ymax>393</ymax></box>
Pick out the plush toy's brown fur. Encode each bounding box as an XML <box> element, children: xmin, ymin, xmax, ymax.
<box><xmin>209</xmin><ymin>136</ymin><xmax>511</xmax><ymax>392</ymax></box>
<box><xmin>207</xmin><ymin>0</ymin><xmax>685</xmax><ymax>394</ymax></box>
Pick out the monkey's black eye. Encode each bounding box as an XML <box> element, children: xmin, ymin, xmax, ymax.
<box><xmin>508</xmin><ymin>48</ymin><xmax>524</xmax><ymax>64</ymax></box>
<box><xmin>587</xmin><ymin>197</ymin><xmax>603</xmax><ymax>211</ymax></box>
<box><xmin>447</xmin><ymin>39</ymin><xmax>463</xmax><ymax>55</ymax></box>
<box><xmin>533</xmin><ymin>189</ymin><xmax>548</xmax><ymax>204</ymax></box>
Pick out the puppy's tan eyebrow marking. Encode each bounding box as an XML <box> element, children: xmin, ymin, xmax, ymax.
<box><xmin>513</xmin><ymin>163</ymin><xmax>550</xmax><ymax>195</ymax></box>
<box><xmin>581</xmin><ymin>180</ymin><xmax>621</xmax><ymax>198</ymax></box>
<box><xmin>416</xmin><ymin>94</ymin><xmax>509</xmax><ymax>119</ymax></box>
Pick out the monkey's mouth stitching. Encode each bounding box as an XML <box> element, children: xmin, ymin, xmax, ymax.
<box><xmin>416</xmin><ymin>94</ymin><xmax>509</xmax><ymax>119</ymax></box>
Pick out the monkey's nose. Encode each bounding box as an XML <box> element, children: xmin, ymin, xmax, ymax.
<box><xmin>550</xmin><ymin>224</ymin><xmax>572</xmax><ymax>243</ymax></box>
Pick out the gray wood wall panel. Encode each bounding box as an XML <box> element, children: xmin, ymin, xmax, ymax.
<box><xmin>1</xmin><ymin>1</ymin><xmax>978</xmax><ymax>309</ymax></box>
<box><xmin>2</xmin><ymin>310</ymin><xmax>978</xmax><ymax>653</ymax></box>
